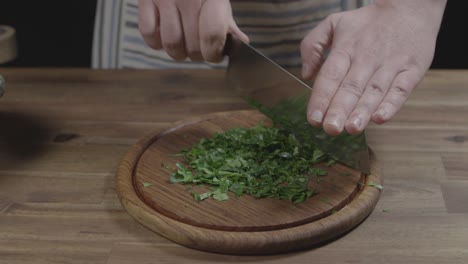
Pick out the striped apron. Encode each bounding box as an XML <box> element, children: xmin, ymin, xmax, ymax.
<box><xmin>92</xmin><ymin>0</ymin><xmax>373</xmax><ymax>69</ymax></box>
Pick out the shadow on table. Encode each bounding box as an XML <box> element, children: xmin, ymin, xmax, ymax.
<box><xmin>0</xmin><ymin>111</ymin><xmax>53</xmax><ymax>170</ymax></box>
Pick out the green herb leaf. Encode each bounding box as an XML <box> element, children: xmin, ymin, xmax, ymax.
<box><xmin>161</xmin><ymin>162</ymin><xmax>173</xmax><ymax>170</ymax></box>
<box><xmin>312</xmin><ymin>149</ymin><xmax>324</xmax><ymax>163</ymax></box>
<box><xmin>168</xmin><ymin>153</ymin><xmax>185</xmax><ymax>157</ymax></box>
<box><xmin>193</xmin><ymin>191</ymin><xmax>211</xmax><ymax>201</ymax></box>
<box><xmin>168</xmin><ymin>123</ymin><xmax>336</xmax><ymax>203</ymax></box>
<box><xmin>143</xmin><ymin>182</ymin><xmax>153</xmax><ymax>188</ymax></box>
<box><xmin>368</xmin><ymin>182</ymin><xmax>384</xmax><ymax>190</ymax></box>
<box><xmin>213</xmin><ymin>191</ymin><xmax>229</xmax><ymax>201</ymax></box>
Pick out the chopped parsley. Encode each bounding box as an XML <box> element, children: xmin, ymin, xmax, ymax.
<box><xmin>368</xmin><ymin>182</ymin><xmax>384</xmax><ymax>190</ymax></box>
<box><xmin>143</xmin><ymin>182</ymin><xmax>153</xmax><ymax>188</ymax></box>
<box><xmin>168</xmin><ymin>124</ymin><xmax>335</xmax><ymax>203</ymax></box>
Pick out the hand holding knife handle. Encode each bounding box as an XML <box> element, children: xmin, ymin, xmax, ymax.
<box><xmin>222</xmin><ymin>34</ymin><xmax>242</xmax><ymax>57</ymax></box>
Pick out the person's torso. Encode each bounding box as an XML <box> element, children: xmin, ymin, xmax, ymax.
<box><xmin>93</xmin><ymin>0</ymin><xmax>371</xmax><ymax>69</ymax></box>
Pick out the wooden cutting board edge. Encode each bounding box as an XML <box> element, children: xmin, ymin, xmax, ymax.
<box><xmin>116</xmin><ymin>110</ymin><xmax>383</xmax><ymax>255</ymax></box>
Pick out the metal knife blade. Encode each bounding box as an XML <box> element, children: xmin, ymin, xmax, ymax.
<box><xmin>224</xmin><ymin>35</ymin><xmax>370</xmax><ymax>174</ymax></box>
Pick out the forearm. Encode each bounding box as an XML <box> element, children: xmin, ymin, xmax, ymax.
<box><xmin>374</xmin><ymin>0</ymin><xmax>447</xmax><ymax>18</ymax></box>
<box><xmin>374</xmin><ymin>0</ymin><xmax>447</xmax><ymax>33</ymax></box>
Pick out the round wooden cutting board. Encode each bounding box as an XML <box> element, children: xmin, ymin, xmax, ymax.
<box><xmin>116</xmin><ymin>110</ymin><xmax>383</xmax><ymax>255</ymax></box>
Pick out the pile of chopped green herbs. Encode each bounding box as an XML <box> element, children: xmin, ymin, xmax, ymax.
<box><xmin>168</xmin><ymin>123</ymin><xmax>336</xmax><ymax>204</ymax></box>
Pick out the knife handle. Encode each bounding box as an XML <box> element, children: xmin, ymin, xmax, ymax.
<box><xmin>222</xmin><ymin>34</ymin><xmax>234</xmax><ymax>57</ymax></box>
<box><xmin>223</xmin><ymin>34</ymin><xmax>244</xmax><ymax>57</ymax></box>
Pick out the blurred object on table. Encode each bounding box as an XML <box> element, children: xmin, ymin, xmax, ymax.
<box><xmin>0</xmin><ymin>25</ymin><xmax>17</xmax><ymax>64</ymax></box>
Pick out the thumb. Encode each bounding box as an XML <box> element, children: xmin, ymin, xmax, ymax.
<box><xmin>229</xmin><ymin>20</ymin><xmax>249</xmax><ymax>44</ymax></box>
<box><xmin>300</xmin><ymin>15</ymin><xmax>335</xmax><ymax>80</ymax></box>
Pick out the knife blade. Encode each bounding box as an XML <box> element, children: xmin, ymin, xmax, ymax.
<box><xmin>224</xmin><ymin>35</ymin><xmax>370</xmax><ymax>174</ymax></box>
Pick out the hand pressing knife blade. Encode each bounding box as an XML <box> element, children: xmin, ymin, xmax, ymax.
<box><xmin>223</xmin><ymin>34</ymin><xmax>370</xmax><ymax>174</ymax></box>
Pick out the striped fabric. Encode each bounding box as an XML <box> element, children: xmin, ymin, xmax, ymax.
<box><xmin>92</xmin><ymin>0</ymin><xmax>374</xmax><ymax>69</ymax></box>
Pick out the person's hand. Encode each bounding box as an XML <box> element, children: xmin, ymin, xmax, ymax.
<box><xmin>301</xmin><ymin>0</ymin><xmax>447</xmax><ymax>135</ymax></box>
<box><xmin>138</xmin><ymin>0</ymin><xmax>248</xmax><ymax>62</ymax></box>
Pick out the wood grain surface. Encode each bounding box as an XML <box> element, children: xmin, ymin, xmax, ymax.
<box><xmin>116</xmin><ymin>110</ymin><xmax>381</xmax><ymax>254</ymax></box>
<box><xmin>0</xmin><ymin>69</ymin><xmax>467</xmax><ymax>262</ymax></box>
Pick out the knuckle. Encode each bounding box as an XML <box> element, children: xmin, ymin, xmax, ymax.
<box><xmin>301</xmin><ymin>41</ymin><xmax>324</xmax><ymax>64</ymax></box>
<box><xmin>139</xmin><ymin>26</ymin><xmax>151</xmax><ymax>38</ymax></box>
<box><xmin>327</xmin><ymin>107</ymin><xmax>347</xmax><ymax>120</ymax></box>
<box><xmin>201</xmin><ymin>29</ymin><xmax>224</xmax><ymax>46</ymax></box>
<box><xmin>176</xmin><ymin>0</ymin><xmax>202</xmax><ymax>9</ymax></box>
<box><xmin>140</xmin><ymin>35</ymin><xmax>161</xmax><ymax>50</ymax></box>
<box><xmin>139</xmin><ymin>29</ymin><xmax>162</xmax><ymax>50</ymax></box>
<box><xmin>301</xmin><ymin>37</ymin><xmax>322</xmax><ymax>51</ymax></box>
<box><xmin>354</xmin><ymin>105</ymin><xmax>372</xmax><ymax>117</ymax></box>
<box><xmin>318</xmin><ymin>65</ymin><xmax>342</xmax><ymax>81</ymax></box>
<box><xmin>163</xmin><ymin>41</ymin><xmax>186</xmax><ymax>60</ymax></box>
<box><xmin>201</xmin><ymin>31</ymin><xmax>225</xmax><ymax>62</ymax></box>
<box><xmin>400</xmin><ymin>54</ymin><xmax>414</xmax><ymax>65</ymax></box>
<box><xmin>147</xmin><ymin>40</ymin><xmax>163</xmax><ymax>50</ymax></box>
<box><xmin>339</xmin><ymin>79</ymin><xmax>363</xmax><ymax>97</ymax></box>
<box><xmin>316</xmin><ymin>88</ymin><xmax>335</xmax><ymax>104</ymax></box>
<box><xmin>206</xmin><ymin>55</ymin><xmax>224</xmax><ymax>63</ymax></box>
<box><xmin>185</xmin><ymin>43</ymin><xmax>201</xmax><ymax>56</ymax></box>
<box><xmin>393</xmin><ymin>84</ymin><xmax>411</xmax><ymax>99</ymax></box>
<box><xmin>357</xmin><ymin>37</ymin><xmax>382</xmax><ymax>59</ymax></box>
<box><xmin>398</xmin><ymin>55</ymin><xmax>419</xmax><ymax>69</ymax></box>
<box><xmin>310</xmin><ymin>95</ymin><xmax>331</xmax><ymax>113</ymax></box>
<box><xmin>187</xmin><ymin>49</ymin><xmax>203</xmax><ymax>61</ymax></box>
<box><xmin>187</xmin><ymin>48</ymin><xmax>200</xmax><ymax>57</ymax></box>
<box><xmin>138</xmin><ymin>18</ymin><xmax>157</xmax><ymax>37</ymax></box>
<box><xmin>366</xmin><ymin>45</ymin><xmax>380</xmax><ymax>59</ymax></box>
<box><xmin>333</xmin><ymin>48</ymin><xmax>352</xmax><ymax>60</ymax></box>
<box><xmin>382</xmin><ymin>100</ymin><xmax>399</xmax><ymax>113</ymax></box>
<box><xmin>163</xmin><ymin>40</ymin><xmax>182</xmax><ymax>51</ymax></box>
<box><xmin>368</xmin><ymin>82</ymin><xmax>387</xmax><ymax>96</ymax></box>
<box><xmin>318</xmin><ymin>49</ymin><xmax>351</xmax><ymax>80</ymax></box>
<box><xmin>201</xmin><ymin>48</ymin><xmax>223</xmax><ymax>63</ymax></box>
<box><xmin>392</xmin><ymin>76</ymin><xmax>416</xmax><ymax>100</ymax></box>
<box><xmin>300</xmin><ymin>39</ymin><xmax>310</xmax><ymax>53</ymax></box>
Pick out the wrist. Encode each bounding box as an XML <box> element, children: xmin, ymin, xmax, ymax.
<box><xmin>374</xmin><ymin>0</ymin><xmax>447</xmax><ymax>29</ymax></box>
<box><xmin>374</xmin><ymin>0</ymin><xmax>447</xmax><ymax>17</ymax></box>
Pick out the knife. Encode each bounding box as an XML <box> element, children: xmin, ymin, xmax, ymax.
<box><xmin>224</xmin><ymin>35</ymin><xmax>370</xmax><ymax>174</ymax></box>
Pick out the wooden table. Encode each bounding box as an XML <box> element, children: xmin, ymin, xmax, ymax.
<box><xmin>0</xmin><ymin>69</ymin><xmax>467</xmax><ymax>263</ymax></box>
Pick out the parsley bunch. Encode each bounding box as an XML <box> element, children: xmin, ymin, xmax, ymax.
<box><xmin>169</xmin><ymin>124</ymin><xmax>335</xmax><ymax>204</ymax></box>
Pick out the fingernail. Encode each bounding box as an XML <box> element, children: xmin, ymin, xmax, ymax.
<box><xmin>349</xmin><ymin>117</ymin><xmax>362</xmax><ymax>130</ymax></box>
<box><xmin>374</xmin><ymin>108</ymin><xmax>387</xmax><ymax>120</ymax></box>
<box><xmin>302</xmin><ymin>63</ymin><xmax>310</xmax><ymax>78</ymax></box>
<box><xmin>309</xmin><ymin>110</ymin><xmax>323</xmax><ymax>123</ymax></box>
<box><xmin>327</xmin><ymin>118</ymin><xmax>342</xmax><ymax>131</ymax></box>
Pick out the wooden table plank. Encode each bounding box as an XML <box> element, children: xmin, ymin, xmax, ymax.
<box><xmin>0</xmin><ymin>69</ymin><xmax>467</xmax><ymax>263</ymax></box>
